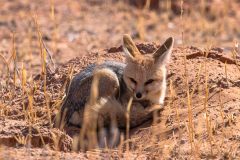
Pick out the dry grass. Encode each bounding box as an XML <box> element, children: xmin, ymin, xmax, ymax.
<box><xmin>0</xmin><ymin>0</ymin><xmax>239</xmax><ymax>159</ymax></box>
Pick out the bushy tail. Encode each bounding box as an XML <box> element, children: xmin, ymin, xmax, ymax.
<box><xmin>79</xmin><ymin>68</ymin><xmax>120</xmax><ymax>150</ymax></box>
<box><xmin>89</xmin><ymin>68</ymin><xmax>119</xmax><ymax>106</ymax></box>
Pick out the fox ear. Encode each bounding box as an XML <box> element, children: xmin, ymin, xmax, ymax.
<box><xmin>122</xmin><ymin>34</ymin><xmax>140</xmax><ymax>59</ymax></box>
<box><xmin>153</xmin><ymin>37</ymin><xmax>174</xmax><ymax>65</ymax></box>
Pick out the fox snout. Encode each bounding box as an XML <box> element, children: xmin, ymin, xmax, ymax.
<box><xmin>134</xmin><ymin>86</ymin><xmax>145</xmax><ymax>100</ymax></box>
<box><xmin>133</xmin><ymin>84</ymin><xmax>145</xmax><ymax>100</ymax></box>
<box><xmin>135</xmin><ymin>92</ymin><xmax>142</xmax><ymax>99</ymax></box>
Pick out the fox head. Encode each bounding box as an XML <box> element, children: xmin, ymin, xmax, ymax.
<box><xmin>122</xmin><ymin>34</ymin><xmax>174</xmax><ymax>105</ymax></box>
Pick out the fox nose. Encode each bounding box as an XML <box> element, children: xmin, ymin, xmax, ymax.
<box><xmin>135</xmin><ymin>92</ymin><xmax>142</xmax><ymax>99</ymax></box>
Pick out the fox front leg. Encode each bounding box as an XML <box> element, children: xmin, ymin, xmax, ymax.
<box><xmin>144</xmin><ymin>103</ymin><xmax>163</xmax><ymax>113</ymax></box>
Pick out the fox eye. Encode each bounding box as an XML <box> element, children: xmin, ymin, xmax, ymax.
<box><xmin>145</xmin><ymin>79</ymin><xmax>154</xmax><ymax>85</ymax></box>
<box><xmin>129</xmin><ymin>77</ymin><xmax>137</xmax><ymax>84</ymax></box>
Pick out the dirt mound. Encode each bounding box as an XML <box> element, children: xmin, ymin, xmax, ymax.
<box><xmin>0</xmin><ymin>118</ymin><xmax>72</xmax><ymax>151</ymax></box>
<box><xmin>0</xmin><ymin>43</ymin><xmax>240</xmax><ymax>159</ymax></box>
<box><xmin>1</xmin><ymin>0</ymin><xmax>240</xmax><ymax>158</ymax></box>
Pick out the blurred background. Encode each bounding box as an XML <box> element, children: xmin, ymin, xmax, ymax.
<box><xmin>0</xmin><ymin>1</ymin><xmax>240</xmax><ymax>158</ymax></box>
<box><xmin>0</xmin><ymin>0</ymin><xmax>239</xmax><ymax>66</ymax></box>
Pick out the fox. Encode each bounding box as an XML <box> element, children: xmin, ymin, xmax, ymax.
<box><xmin>54</xmin><ymin>34</ymin><xmax>174</xmax><ymax>146</ymax></box>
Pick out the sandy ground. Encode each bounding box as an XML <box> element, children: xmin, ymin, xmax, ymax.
<box><xmin>0</xmin><ymin>0</ymin><xmax>240</xmax><ymax>159</ymax></box>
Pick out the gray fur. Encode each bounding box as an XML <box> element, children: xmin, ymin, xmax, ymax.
<box><xmin>56</xmin><ymin>61</ymin><xmax>153</xmax><ymax>129</ymax></box>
